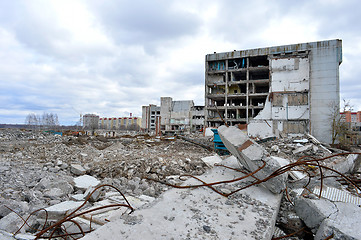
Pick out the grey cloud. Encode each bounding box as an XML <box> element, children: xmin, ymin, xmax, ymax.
<box><xmin>88</xmin><ymin>0</ymin><xmax>202</xmax><ymax>50</ymax></box>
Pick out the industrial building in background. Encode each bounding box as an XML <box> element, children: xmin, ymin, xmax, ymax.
<box><xmin>205</xmin><ymin>39</ymin><xmax>342</xmax><ymax>143</ymax></box>
<box><xmin>340</xmin><ymin>111</ymin><xmax>361</xmax><ymax>144</ymax></box>
<box><xmin>83</xmin><ymin>114</ymin><xmax>141</xmax><ymax>130</ymax></box>
<box><xmin>141</xmin><ymin>104</ymin><xmax>161</xmax><ymax>132</ymax></box>
<box><xmin>142</xmin><ymin>97</ymin><xmax>205</xmax><ymax>134</ymax></box>
<box><xmin>99</xmin><ymin>116</ymin><xmax>141</xmax><ymax>130</ymax></box>
<box><xmin>83</xmin><ymin>114</ymin><xmax>100</xmax><ymax>130</ymax></box>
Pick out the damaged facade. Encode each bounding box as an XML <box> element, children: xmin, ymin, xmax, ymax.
<box><xmin>142</xmin><ymin>97</ymin><xmax>205</xmax><ymax>134</ymax></box>
<box><xmin>205</xmin><ymin>39</ymin><xmax>342</xmax><ymax>143</ymax></box>
<box><xmin>142</xmin><ymin>104</ymin><xmax>161</xmax><ymax>132</ymax></box>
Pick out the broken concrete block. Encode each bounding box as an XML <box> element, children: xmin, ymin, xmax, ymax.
<box><xmin>71</xmin><ymin>194</ymin><xmax>85</xmax><ymax>201</ymax></box>
<box><xmin>270</xmin><ymin>145</ymin><xmax>280</xmax><ymax>153</ymax></box>
<box><xmin>325</xmin><ymin>154</ymin><xmax>359</xmax><ymax>176</ymax></box>
<box><xmin>81</xmin><ymin>155</ymin><xmax>283</xmax><ymax>240</ymax></box>
<box><xmin>73</xmin><ymin>175</ymin><xmax>101</xmax><ymax>192</ymax></box>
<box><xmin>201</xmin><ymin>155</ymin><xmax>222</xmax><ymax>167</ymax></box>
<box><xmin>292</xmin><ymin>144</ymin><xmax>313</xmax><ymax>155</ymax></box>
<box><xmin>293</xmin><ymin>139</ymin><xmax>309</xmax><ymax>143</ymax></box>
<box><xmin>0</xmin><ymin>200</ymin><xmax>29</xmax><ymax>218</ymax></box>
<box><xmin>41</xmin><ymin>201</ymin><xmax>83</xmax><ymax>220</ymax></box>
<box><xmin>70</xmin><ymin>164</ymin><xmax>86</xmax><ymax>175</ymax></box>
<box><xmin>218</xmin><ymin>125</ymin><xmax>287</xmax><ymax>194</ymax></box>
<box><xmin>294</xmin><ymin>197</ymin><xmax>337</xmax><ymax>231</ymax></box>
<box><xmin>84</xmin><ymin>186</ymin><xmax>102</xmax><ymax>202</ymax></box>
<box><xmin>0</xmin><ymin>230</ymin><xmax>15</xmax><ymax>240</ymax></box>
<box><xmin>0</xmin><ymin>212</ymin><xmax>35</xmax><ymax>234</ymax></box>
<box><xmin>295</xmin><ymin>196</ymin><xmax>361</xmax><ymax>240</ymax></box>
<box><xmin>43</xmin><ymin>188</ymin><xmax>67</xmax><ymax>199</ymax></box>
<box><xmin>14</xmin><ymin>233</ymin><xmax>36</xmax><ymax>240</ymax></box>
<box><xmin>314</xmin><ymin>202</ymin><xmax>361</xmax><ymax>240</ymax></box>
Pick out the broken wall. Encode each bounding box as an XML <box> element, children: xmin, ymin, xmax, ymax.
<box><xmin>247</xmin><ymin>40</ymin><xmax>341</xmax><ymax>143</ymax></box>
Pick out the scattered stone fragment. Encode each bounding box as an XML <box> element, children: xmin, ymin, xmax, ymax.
<box><xmin>41</xmin><ymin>201</ymin><xmax>84</xmax><ymax>219</ymax></box>
<box><xmin>292</xmin><ymin>144</ymin><xmax>313</xmax><ymax>155</ymax></box>
<box><xmin>295</xmin><ymin>197</ymin><xmax>361</xmax><ymax>239</ymax></box>
<box><xmin>73</xmin><ymin>175</ymin><xmax>101</xmax><ymax>191</ymax></box>
<box><xmin>70</xmin><ymin>164</ymin><xmax>86</xmax><ymax>175</ymax></box>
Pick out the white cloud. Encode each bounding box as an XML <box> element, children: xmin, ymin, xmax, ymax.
<box><xmin>0</xmin><ymin>0</ymin><xmax>361</xmax><ymax>125</ymax></box>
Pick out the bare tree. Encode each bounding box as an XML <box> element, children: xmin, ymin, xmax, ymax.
<box><xmin>330</xmin><ymin>99</ymin><xmax>353</xmax><ymax>145</ymax></box>
<box><xmin>25</xmin><ymin>112</ymin><xmax>59</xmax><ymax>130</ymax></box>
<box><xmin>25</xmin><ymin>113</ymin><xmax>40</xmax><ymax>129</ymax></box>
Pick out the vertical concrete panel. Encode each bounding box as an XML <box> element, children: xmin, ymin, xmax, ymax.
<box><xmin>310</xmin><ymin>40</ymin><xmax>341</xmax><ymax>143</ymax></box>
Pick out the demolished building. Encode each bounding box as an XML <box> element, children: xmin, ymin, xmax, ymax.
<box><xmin>142</xmin><ymin>97</ymin><xmax>205</xmax><ymax>134</ymax></box>
<box><xmin>205</xmin><ymin>39</ymin><xmax>342</xmax><ymax>143</ymax></box>
<box><xmin>141</xmin><ymin>104</ymin><xmax>161</xmax><ymax>132</ymax></box>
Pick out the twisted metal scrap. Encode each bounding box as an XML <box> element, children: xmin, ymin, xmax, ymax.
<box><xmin>7</xmin><ymin>184</ymin><xmax>133</xmax><ymax>239</ymax></box>
<box><xmin>148</xmin><ymin>152</ymin><xmax>361</xmax><ymax>198</ymax></box>
<box><xmin>148</xmin><ymin>152</ymin><xmax>361</xmax><ymax>240</ymax></box>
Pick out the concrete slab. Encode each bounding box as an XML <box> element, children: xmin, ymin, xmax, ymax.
<box><xmin>315</xmin><ymin>202</ymin><xmax>361</xmax><ymax>240</ymax></box>
<box><xmin>70</xmin><ymin>164</ymin><xmax>86</xmax><ymax>175</ymax></box>
<box><xmin>73</xmin><ymin>175</ymin><xmax>101</xmax><ymax>191</ymax></box>
<box><xmin>40</xmin><ymin>201</ymin><xmax>84</xmax><ymax>219</ymax></box>
<box><xmin>218</xmin><ymin>125</ymin><xmax>287</xmax><ymax>194</ymax></box>
<box><xmin>82</xmin><ymin>156</ymin><xmax>282</xmax><ymax>240</ymax></box>
<box><xmin>294</xmin><ymin>197</ymin><xmax>337</xmax><ymax>230</ymax></box>
<box><xmin>0</xmin><ymin>230</ymin><xmax>15</xmax><ymax>240</ymax></box>
<box><xmin>201</xmin><ymin>155</ymin><xmax>223</xmax><ymax>167</ymax></box>
<box><xmin>295</xmin><ymin>197</ymin><xmax>361</xmax><ymax>240</ymax></box>
<box><xmin>292</xmin><ymin>144</ymin><xmax>313</xmax><ymax>154</ymax></box>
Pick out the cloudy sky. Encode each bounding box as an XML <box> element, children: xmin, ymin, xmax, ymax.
<box><xmin>1</xmin><ymin>0</ymin><xmax>360</xmax><ymax>125</ymax></box>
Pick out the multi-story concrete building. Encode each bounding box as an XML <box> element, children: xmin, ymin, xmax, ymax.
<box><xmin>191</xmin><ymin>106</ymin><xmax>205</xmax><ymax>132</ymax></box>
<box><xmin>99</xmin><ymin>116</ymin><xmax>141</xmax><ymax>130</ymax></box>
<box><xmin>341</xmin><ymin>111</ymin><xmax>361</xmax><ymax>123</ymax></box>
<box><xmin>340</xmin><ymin>111</ymin><xmax>361</xmax><ymax>144</ymax></box>
<box><xmin>160</xmin><ymin>97</ymin><xmax>194</xmax><ymax>133</ymax></box>
<box><xmin>142</xmin><ymin>104</ymin><xmax>161</xmax><ymax>132</ymax></box>
<box><xmin>83</xmin><ymin>114</ymin><xmax>100</xmax><ymax>130</ymax></box>
<box><xmin>142</xmin><ymin>97</ymin><xmax>205</xmax><ymax>134</ymax></box>
<box><xmin>205</xmin><ymin>39</ymin><xmax>342</xmax><ymax>143</ymax></box>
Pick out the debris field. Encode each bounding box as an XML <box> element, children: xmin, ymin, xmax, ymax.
<box><xmin>0</xmin><ymin>128</ymin><xmax>361</xmax><ymax>239</ymax></box>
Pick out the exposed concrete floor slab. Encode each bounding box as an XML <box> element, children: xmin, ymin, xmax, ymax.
<box><xmin>82</xmin><ymin>156</ymin><xmax>282</xmax><ymax>240</ymax></box>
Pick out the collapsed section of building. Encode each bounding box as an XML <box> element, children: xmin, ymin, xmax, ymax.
<box><xmin>142</xmin><ymin>97</ymin><xmax>205</xmax><ymax>134</ymax></box>
<box><xmin>205</xmin><ymin>39</ymin><xmax>342</xmax><ymax>143</ymax></box>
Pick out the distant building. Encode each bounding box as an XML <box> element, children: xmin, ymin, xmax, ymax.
<box><xmin>99</xmin><ymin>116</ymin><xmax>141</xmax><ymax>130</ymax></box>
<box><xmin>83</xmin><ymin>114</ymin><xmax>100</xmax><ymax>130</ymax></box>
<box><xmin>205</xmin><ymin>39</ymin><xmax>342</xmax><ymax>143</ymax></box>
<box><xmin>340</xmin><ymin>111</ymin><xmax>361</xmax><ymax>144</ymax></box>
<box><xmin>341</xmin><ymin>111</ymin><xmax>361</xmax><ymax>123</ymax></box>
<box><xmin>191</xmin><ymin>106</ymin><xmax>205</xmax><ymax>132</ymax></box>
<box><xmin>142</xmin><ymin>97</ymin><xmax>205</xmax><ymax>134</ymax></box>
<box><xmin>160</xmin><ymin>97</ymin><xmax>194</xmax><ymax>133</ymax></box>
<box><xmin>142</xmin><ymin>104</ymin><xmax>161</xmax><ymax>132</ymax></box>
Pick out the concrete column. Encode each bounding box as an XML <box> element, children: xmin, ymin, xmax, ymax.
<box><xmin>246</xmin><ymin>58</ymin><xmax>249</xmax><ymax>123</ymax></box>
<box><xmin>225</xmin><ymin>62</ymin><xmax>228</xmax><ymax>123</ymax></box>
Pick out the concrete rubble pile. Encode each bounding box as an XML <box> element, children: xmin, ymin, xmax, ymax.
<box><xmin>0</xmin><ymin>129</ymin><xmax>210</xmax><ymax>239</ymax></box>
<box><xmin>1</xmin><ymin>127</ymin><xmax>361</xmax><ymax>239</ymax></box>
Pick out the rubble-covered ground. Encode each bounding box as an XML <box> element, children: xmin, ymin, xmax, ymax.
<box><xmin>0</xmin><ymin>129</ymin><xmax>212</xmax><ymax>204</ymax></box>
<box><xmin>0</xmin><ymin>128</ymin><xmax>361</xmax><ymax>239</ymax></box>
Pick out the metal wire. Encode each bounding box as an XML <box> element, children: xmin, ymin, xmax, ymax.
<box><xmin>5</xmin><ymin>184</ymin><xmax>133</xmax><ymax>239</ymax></box>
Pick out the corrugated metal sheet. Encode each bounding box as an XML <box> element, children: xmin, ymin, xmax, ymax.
<box><xmin>313</xmin><ymin>186</ymin><xmax>361</xmax><ymax>205</ymax></box>
<box><xmin>292</xmin><ymin>188</ymin><xmax>305</xmax><ymax>197</ymax></box>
